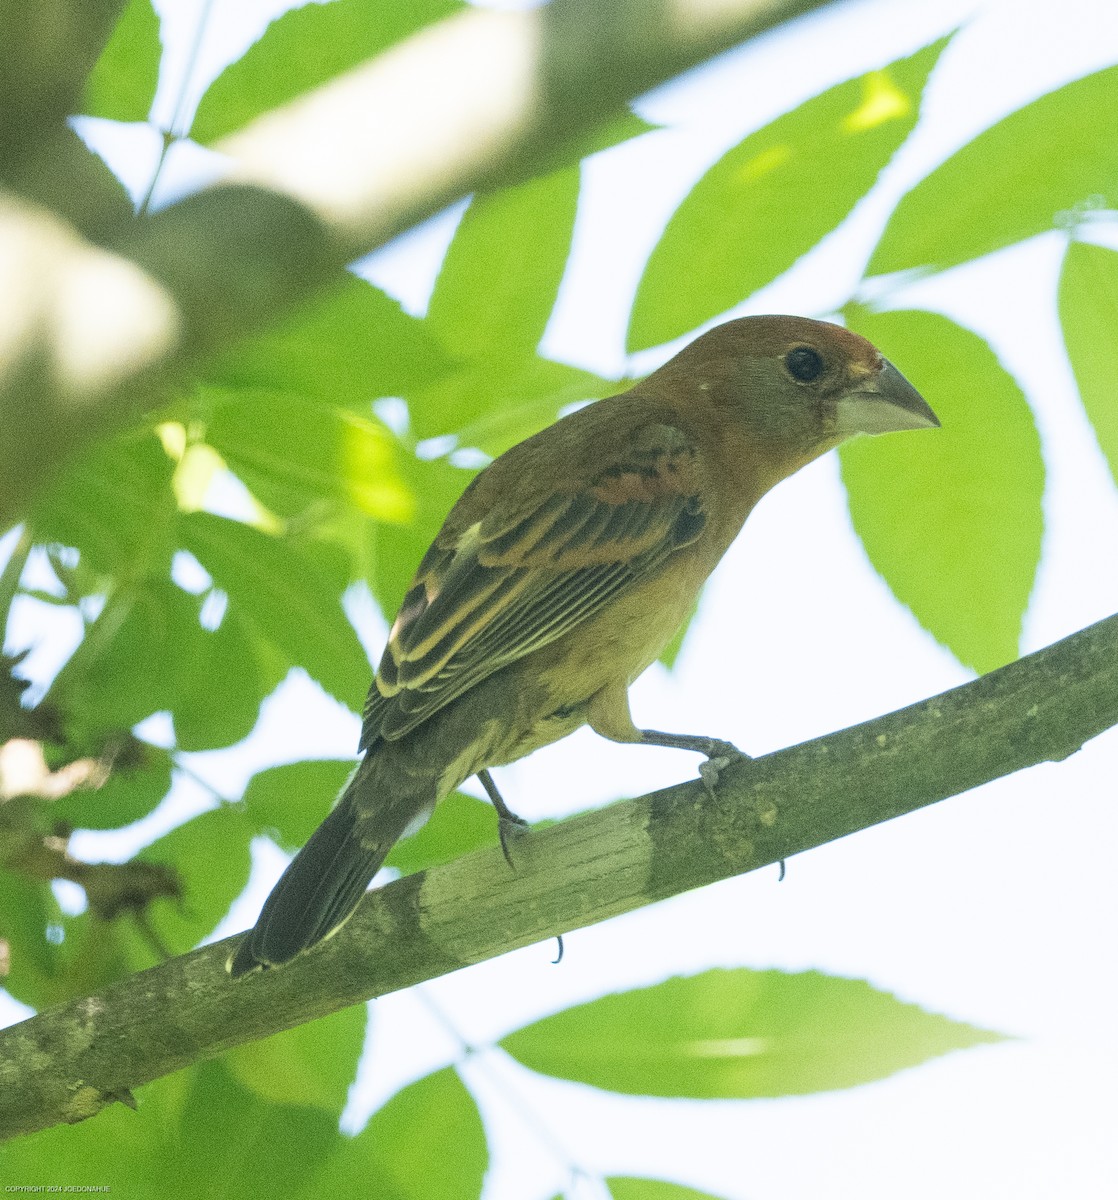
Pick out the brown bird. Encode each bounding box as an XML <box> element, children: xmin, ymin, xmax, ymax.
<box><xmin>228</xmin><ymin>315</ymin><xmax>938</xmax><ymax>976</ymax></box>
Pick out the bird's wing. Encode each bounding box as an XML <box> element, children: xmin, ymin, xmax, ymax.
<box><xmin>360</xmin><ymin>421</ymin><xmax>707</xmax><ymax>747</ymax></box>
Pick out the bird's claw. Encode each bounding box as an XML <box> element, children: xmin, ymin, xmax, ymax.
<box><xmin>699</xmin><ymin>741</ymin><xmax>750</xmax><ymax>796</ymax></box>
<box><xmin>497</xmin><ymin>812</ymin><xmax>529</xmax><ymax>868</ymax></box>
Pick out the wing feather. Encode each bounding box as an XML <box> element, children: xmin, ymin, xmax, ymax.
<box><xmin>360</xmin><ymin>421</ymin><xmax>706</xmax><ymax>749</ymax></box>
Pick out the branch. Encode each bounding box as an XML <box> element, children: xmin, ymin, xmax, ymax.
<box><xmin>2</xmin><ymin>611</ymin><xmax>1116</xmax><ymax>1140</ymax></box>
<box><xmin>0</xmin><ymin>0</ymin><xmax>834</xmax><ymax>526</ymax></box>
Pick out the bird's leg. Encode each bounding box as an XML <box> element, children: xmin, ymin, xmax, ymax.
<box><xmin>478</xmin><ymin>769</ymin><xmax>564</xmax><ymax>962</ymax></box>
<box><xmin>477</xmin><ymin>768</ymin><xmax>528</xmax><ymax>867</ymax></box>
<box><xmin>637</xmin><ymin>729</ymin><xmax>751</xmax><ymax>794</ymax></box>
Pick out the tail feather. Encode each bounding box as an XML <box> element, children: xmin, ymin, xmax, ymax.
<box><xmin>227</xmin><ymin>762</ymin><xmax>426</xmax><ymax>976</ymax></box>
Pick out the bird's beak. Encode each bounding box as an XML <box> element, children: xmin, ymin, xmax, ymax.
<box><xmin>833</xmin><ymin>360</ymin><xmax>940</xmax><ymax>436</ymax></box>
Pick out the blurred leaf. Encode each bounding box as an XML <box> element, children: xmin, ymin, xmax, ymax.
<box><xmin>49</xmin><ymin>576</ymin><xmax>202</xmax><ymax>736</ymax></box>
<box><xmin>609</xmin><ymin>1180</ymin><xmax>729</xmax><ymax>1200</ymax></box>
<box><xmin>242</xmin><ymin>758</ymin><xmax>355</xmax><ymax>848</ymax></box>
<box><xmin>206</xmin><ymin>275</ymin><xmax>453</xmax><ymax>405</ymax></box>
<box><xmin>658</xmin><ymin>598</ymin><xmax>699</xmax><ymax>670</ymax></box>
<box><xmin>0</xmin><ymin>867</ymin><xmax>58</xmax><ymax>1008</ymax></box>
<box><xmin>427</xmin><ymin>167</ymin><xmax>581</xmax><ymax>360</ymax></box>
<box><xmin>176</xmin><ymin>1060</ymin><xmax>339</xmax><ymax>1195</ymax></box>
<box><xmin>226</xmin><ymin>1003</ymin><xmax>367</xmax><ymax>1111</ymax></box>
<box><xmin>29</xmin><ymin>429</ymin><xmax>176</xmax><ymax>576</ymax></box>
<box><xmin>1058</xmin><ymin>238</ymin><xmax>1118</xmax><ymax>488</ymax></box>
<box><xmin>81</xmin><ymin>0</ymin><xmax>160</xmax><ymax>121</ymax></box>
<box><xmin>628</xmin><ymin>37</ymin><xmax>950</xmax><ymax>350</ymax></box>
<box><xmin>385</xmin><ymin>791</ymin><xmax>500</xmax><ymax>874</ymax></box>
<box><xmin>179</xmin><ymin>512</ymin><xmax>369</xmax><ymax>713</ymax></box>
<box><xmin>132</xmin><ymin>806</ymin><xmax>253</xmax><ymax>960</ymax></box>
<box><xmin>412</xmin><ymin>356</ymin><xmax>611</xmax><ymax>449</ymax></box>
<box><xmin>52</xmin><ymin>752</ymin><xmax>173</xmax><ymax>830</ymax></box>
<box><xmin>840</xmin><ymin>307</ymin><xmax>1043</xmax><ymax>673</ymax></box>
<box><xmin>576</xmin><ymin>109</ymin><xmax>659</xmax><ymax>159</ymax></box>
<box><xmin>1</xmin><ymin>1055</ymin><xmax>186</xmax><ymax>1191</ymax></box>
<box><xmin>502</xmin><ymin>967</ymin><xmax>1004</xmax><ymax>1098</ymax></box>
<box><xmin>369</xmin><ymin>454</ymin><xmax>476</xmax><ymax>620</ymax></box>
<box><xmin>204</xmin><ymin>390</ymin><xmax>414</xmax><ymax>523</ymax></box>
<box><xmin>173</xmin><ymin>605</ymin><xmax>266</xmax><ymax>751</ymax></box>
<box><xmin>869</xmin><ymin>64</ymin><xmax>1118</xmax><ymax>277</ymax></box>
<box><xmin>296</xmin><ymin>1068</ymin><xmax>486</xmax><ymax>1199</ymax></box>
<box><xmin>192</xmin><ymin>0</ymin><xmax>463</xmax><ymax>143</ymax></box>
<box><xmin>15</xmin><ymin>125</ymin><xmax>134</xmax><ymax>241</ymax></box>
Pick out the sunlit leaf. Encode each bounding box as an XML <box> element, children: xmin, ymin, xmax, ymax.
<box><xmin>869</xmin><ymin>64</ymin><xmax>1118</xmax><ymax>276</ymax></box>
<box><xmin>81</xmin><ymin>0</ymin><xmax>160</xmax><ymax>121</ymax></box>
<box><xmin>191</xmin><ymin>0</ymin><xmax>463</xmax><ymax>143</ymax></box>
<box><xmin>427</xmin><ymin>167</ymin><xmax>581</xmax><ymax>360</ymax></box>
<box><xmin>205</xmin><ymin>274</ymin><xmax>453</xmax><ymax>405</ymax></box>
<box><xmin>226</xmin><ymin>1004</ymin><xmax>367</xmax><ymax>1112</ymax></box>
<box><xmin>179</xmin><ymin>512</ymin><xmax>369</xmax><ymax>712</ymax></box>
<box><xmin>296</xmin><ymin>1068</ymin><xmax>487</xmax><ymax>1199</ymax></box>
<box><xmin>609</xmin><ymin>1179</ymin><xmax>729</xmax><ymax>1200</ymax></box>
<box><xmin>29</xmin><ymin>430</ymin><xmax>176</xmax><ymax>576</ymax></box>
<box><xmin>410</xmin><ymin>355</ymin><xmax>611</xmax><ymax>448</ymax></box>
<box><xmin>502</xmin><ymin>967</ymin><xmax>1003</xmax><ymax>1098</ymax></box>
<box><xmin>628</xmin><ymin>37</ymin><xmax>950</xmax><ymax>349</ymax></box>
<box><xmin>1058</xmin><ymin>238</ymin><xmax>1118</xmax><ymax>488</ymax></box>
<box><xmin>204</xmin><ymin>390</ymin><xmax>414</xmax><ymax>523</ymax></box>
<box><xmin>242</xmin><ymin>758</ymin><xmax>355</xmax><ymax>848</ymax></box>
<box><xmin>385</xmin><ymin>791</ymin><xmax>501</xmax><ymax>874</ymax></box>
<box><xmin>173</xmin><ymin>605</ymin><xmax>266</xmax><ymax>751</ymax></box>
<box><xmin>840</xmin><ymin>307</ymin><xmax>1043</xmax><ymax>673</ymax></box>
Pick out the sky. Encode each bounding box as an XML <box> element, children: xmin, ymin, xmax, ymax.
<box><xmin>5</xmin><ymin>0</ymin><xmax>1118</xmax><ymax>1196</ymax></box>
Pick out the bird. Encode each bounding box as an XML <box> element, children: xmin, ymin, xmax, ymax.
<box><xmin>228</xmin><ymin>314</ymin><xmax>938</xmax><ymax>976</ymax></box>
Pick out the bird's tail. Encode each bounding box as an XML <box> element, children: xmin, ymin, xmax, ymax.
<box><xmin>227</xmin><ymin>756</ymin><xmax>428</xmax><ymax>977</ymax></box>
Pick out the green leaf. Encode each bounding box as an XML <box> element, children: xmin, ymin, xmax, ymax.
<box><xmin>869</xmin><ymin>64</ymin><xmax>1118</xmax><ymax>277</ymax></box>
<box><xmin>609</xmin><ymin>1180</ymin><xmax>729</xmax><ymax>1200</ymax></box>
<box><xmin>206</xmin><ymin>275</ymin><xmax>453</xmax><ymax>406</ymax></box>
<box><xmin>81</xmin><ymin>0</ymin><xmax>161</xmax><ymax>122</ymax></box>
<box><xmin>51</xmin><ymin>752</ymin><xmax>173</xmax><ymax>830</ymax></box>
<box><xmin>179</xmin><ymin>512</ymin><xmax>369</xmax><ymax>713</ymax></box>
<box><xmin>133</xmin><ymin>805</ymin><xmax>253</xmax><ymax>960</ymax></box>
<box><xmin>427</xmin><ymin>167</ymin><xmax>581</xmax><ymax>360</ymax></box>
<box><xmin>658</xmin><ymin>598</ymin><xmax>699</xmax><ymax>670</ymax></box>
<box><xmin>385</xmin><ymin>791</ymin><xmax>500</xmax><ymax>874</ymax></box>
<box><xmin>296</xmin><ymin>1068</ymin><xmax>487</xmax><ymax>1199</ymax></box>
<box><xmin>242</xmin><ymin>758</ymin><xmax>355</xmax><ymax>848</ymax></box>
<box><xmin>369</xmin><ymin>454</ymin><xmax>476</xmax><ymax>620</ymax></box>
<box><xmin>173</xmin><ymin>603</ymin><xmax>266</xmax><ymax>751</ymax></box>
<box><xmin>2</xmin><ymin>1059</ymin><xmax>339</xmax><ymax>1195</ymax></box>
<box><xmin>29</xmin><ymin>429</ymin><xmax>176</xmax><ymax>576</ymax></box>
<box><xmin>191</xmin><ymin>0</ymin><xmax>463</xmax><ymax>143</ymax></box>
<box><xmin>225</xmin><ymin>1003</ymin><xmax>367</xmax><ymax>1111</ymax></box>
<box><xmin>1058</xmin><ymin>238</ymin><xmax>1118</xmax><ymax>488</ymax></box>
<box><xmin>411</xmin><ymin>356</ymin><xmax>612</xmax><ymax>449</ymax></box>
<box><xmin>501</xmin><ymin>967</ymin><xmax>1004</xmax><ymax>1099</ymax></box>
<box><xmin>0</xmin><ymin>867</ymin><xmax>58</xmax><ymax>1008</ymax></box>
<box><xmin>628</xmin><ymin>37</ymin><xmax>950</xmax><ymax>350</ymax></box>
<box><xmin>204</xmin><ymin>390</ymin><xmax>414</xmax><ymax>524</ymax></box>
<box><xmin>49</xmin><ymin>576</ymin><xmax>203</xmax><ymax>736</ymax></box>
<box><xmin>840</xmin><ymin>308</ymin><xmax>1043</xmax><ymax>673</ymax></box>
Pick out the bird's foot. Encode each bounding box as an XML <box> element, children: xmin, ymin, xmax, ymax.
<box><xmin>478</xmin><ymin>769</ymin><xmax>529</xmax><ymax>868</ymax></box>
<box><xmin>697</xmin><ymin>739</ymin><xmax>751</xmax><ymax>796</ymax></box>
<box><xmin>496</xmin><ymin>811</ymin><xmax>529</xmax><ymax>868</ymax></box>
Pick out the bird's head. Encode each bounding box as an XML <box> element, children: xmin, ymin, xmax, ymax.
<box><xmin>656</xmin><ymin>314</ymin><xmax>938</xmax><ymax>473</ymax></box>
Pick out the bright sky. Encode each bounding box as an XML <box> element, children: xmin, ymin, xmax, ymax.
<box><xmin>5</xmin><ymin>0</ymin><xmax>1118</xmax><ymax>1196</ymax></box>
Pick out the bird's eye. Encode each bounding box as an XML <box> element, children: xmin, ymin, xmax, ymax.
<box><xmin>785</xmin><ymin>346</ymin><xmax>824</xmax><ymax>382</ymax></box>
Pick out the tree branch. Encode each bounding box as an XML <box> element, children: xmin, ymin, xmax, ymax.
<box><xmin>2</xmin><ymin>611</ymin><xmax>1115</xmax><ymax>1141</ymax></box>
<box><xmin>0</xmin><ymin>0</ymin><xmax>834</xmax><ymax>526</ymax></box>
